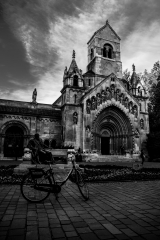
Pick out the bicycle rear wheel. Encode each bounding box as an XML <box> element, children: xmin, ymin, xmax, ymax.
<box><xmin>21</xmin><ymin>172</ymin><xmax>51</xmax><ymax>203</ymax></box>
<box><xmin>76</xmin><ymin>170</ymin><xmax>89</xmax><ymax>200</ymax></box>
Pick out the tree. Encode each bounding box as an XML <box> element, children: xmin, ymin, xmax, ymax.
<box><xmin>122</xmin><ymin>69</ymin><xmax>130</xmax><ymax>81</ymax></box>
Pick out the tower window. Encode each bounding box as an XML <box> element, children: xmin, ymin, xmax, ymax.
<box><xmin>91</xmin><ymin>48</ymin><xmax>94</xmax><ymax>60</ymax></box>
<box><xmin>88</xmin><ymin>79</ymin><xmax>91</xmax><ymax>86</ymax></box>
<box><xmin>74</xmin><ymin>94</ymin><xmax>77</xmax><ymax>103</ymax></box>
<box><xmin>73</xmin><ymin>75</ymin><xmax>78</xmax><ymax>87</ymax></box>
<box><xmin>103</xmin><ymin>44</ymin><xmax>113</xmax><ymax>59</ymax></box>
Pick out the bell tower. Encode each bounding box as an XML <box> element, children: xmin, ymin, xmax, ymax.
<box><xmin>60</xmin><ymin>51</ymin><xmax>84</xmax><ymax>149</ymax></box>
<box><xmin>87</xmin><ymin>20</ymin><xmax>122</xmax><ymax>78</ymax></box>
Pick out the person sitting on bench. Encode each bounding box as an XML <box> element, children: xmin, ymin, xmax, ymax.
<box><xmin>27</xmin><ymin>133</ymin><xmax>53</xmax><ymax>164</ymax></box>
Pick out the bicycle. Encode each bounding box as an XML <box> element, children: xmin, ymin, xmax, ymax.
<box><xmin>20</xmin><ymin>156</ymin><xmax>89</xmax><ymax>203</ymax></box>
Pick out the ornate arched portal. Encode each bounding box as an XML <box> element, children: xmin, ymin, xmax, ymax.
<box><xmin>92</xmin><ymin>106</ymin><xmax>133</xmax><ymax>155</ymax></box>
<box><xmin>0</xmin><ymin>121</ymin><xmax>30</xmax><ymax>158</ymax></box>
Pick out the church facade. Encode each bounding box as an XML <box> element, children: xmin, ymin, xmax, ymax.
<box><xmin>0</xmin><ymin>21</ymin><xmax>149</xmax><ymax>159</ymax></box>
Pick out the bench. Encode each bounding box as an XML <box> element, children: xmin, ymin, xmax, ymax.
<box><xmin>50</xmin><ymin>149</ymin><xmax>68</xmax><ymax>163</ymax></box>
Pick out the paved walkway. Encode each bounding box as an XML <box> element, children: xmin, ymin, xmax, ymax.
<box><xmin>0</xmin><ymin>181</ymin><xmax>160</xmax><ymax>240</ymax></box>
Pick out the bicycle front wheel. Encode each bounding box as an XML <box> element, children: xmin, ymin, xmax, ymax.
<box><xmin>21</xmin><ymin>172</ymin><xmax>51</xmax><ymax>203</ymax></box>
<box><xmin>76</xmin><ymin>170</ymin><xmax>89</xmax><ymax>200</ymax></box>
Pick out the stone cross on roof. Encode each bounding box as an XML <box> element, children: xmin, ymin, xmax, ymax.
<box><xmin>72</xmin><ymin>50</ymin><xmax>76</xmax><ymax>59</ymax></box>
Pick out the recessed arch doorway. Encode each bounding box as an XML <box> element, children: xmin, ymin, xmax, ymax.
<box><xmin>4</xmin><ymin>126</ymin><xmax>24</xmax><ymax>157</ymax></box>
<box><xmin>92</xmin><ymin>106</ymin><xmax>133</xmax><ymax>155</ymax></box>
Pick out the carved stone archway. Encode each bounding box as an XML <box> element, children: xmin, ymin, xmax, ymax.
<box><xmin>0</xmin><ymin>121</ymin><xmax>30</xmax><ymax>158</ymax></box>
<box><xmin>92</xmin><ymin>105</ymin><xmax>133</xmax><ymax>155</ymax></box>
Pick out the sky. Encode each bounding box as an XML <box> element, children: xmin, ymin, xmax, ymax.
<box><xmin>0</xmin><ymin>0</ymin><xmax>160</xmax><ymax>104</ymax></box>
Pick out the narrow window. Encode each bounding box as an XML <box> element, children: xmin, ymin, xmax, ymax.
<box><xmin>88</xmin><ymin>79</ymin><xmax>91</xmax><ymax>86</ymax></box>
<box><xmin>91</xmin><ymin>49</ymin><xmax>94</xmax><ymax>60</ymax></box>
<box><xmin>73</xmin><ymin>75</ymin><xmax>78</xmax><ymax>87</ymax></box>
<box><xmin>74</xmin><ymin>94</ymin><xmax>77</xmax><ymax>103</ymax></box>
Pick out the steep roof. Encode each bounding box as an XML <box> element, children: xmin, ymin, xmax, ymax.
<box><xmin>67</xmin><ymin>50</ymin><xmax>80</xmax><ymax>74</ymax></box>
<box><xmin>87</xmin><ymin>20</ymin><xmax>121</xmax><ymax>44</ymax></box>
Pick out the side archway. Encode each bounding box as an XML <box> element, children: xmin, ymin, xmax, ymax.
<box><xmin>92</xmin><ymin>105</ymin><xmax>133</xmax><ymax>155</ymax></box>
<box><xmin>0</xmin><ymin>121</ymin><xmax>30</xmax><ymax>158</ymax></box>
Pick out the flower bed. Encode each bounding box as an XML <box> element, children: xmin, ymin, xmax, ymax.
<box><xmin>1</xmin><ymin>164</ymin><xmax>160</xmax><ymax>184</ymax></box>
<box><xmin>0</xmin><ymin>165</ymin><xmax>24</xmax><ymax>184</ymax></box>
<box><xmin>79</xmin><ymin>164</ymin><xmax>160</xmax><ymax>182</ymax></box>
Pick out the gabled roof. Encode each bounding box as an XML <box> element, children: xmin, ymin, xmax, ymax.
<box><xmin>83</xmin><ymin>70</ymin><xmax>95</xmax><ymax>77</ymax></box>
<box><xmin>87</xmin><ymin>20</ymin><xmax>121</xmax><ymax>44</ymax></box>
<box><xmin>80</xmin><ymin>73</ymin><xmax>139</xmax><ymax>105</ymax></box>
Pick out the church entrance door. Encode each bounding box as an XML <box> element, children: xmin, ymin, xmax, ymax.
<box><xmin>101</xmin><ymin>137</ymin><xmax>110</xmax><ymax>155</ymax></box>
<box><xmin>92</xmin><ymin>106</ymin><xmax>133</xmax><ymax>155</ymax></box>
<box><xmin>4</xmin><ymin>126</ymin><xmax>24</xmax><ymax>158</ymax></box>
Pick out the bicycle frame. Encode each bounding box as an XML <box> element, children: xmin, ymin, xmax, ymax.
<box><xmin>48</xmin><ymin>157</ymin><xmax>78</xmax><ymax>187</ymax></box>
<box><xmin>21</xmin><ymin>155</ymin><xmax>89</xmax><ymax>202</ymax></box>
<box><xmin>30</xmin><ymin>157</ymin><xmax>78</xmax><ymax>192</ymax></box>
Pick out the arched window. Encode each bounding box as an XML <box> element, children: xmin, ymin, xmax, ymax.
<box><xmin>74</xmin><ymin>94</ymin><xmax>77</xmax><ymax>104</ymax></box>
<box><xmin>90</xmin><ymin>48</ymin><xmax>94</xmax><ymax>60</ymax></box>
<box><xmin>103</xmin><ymin>44</ymin><xmax>113</xmax><ymax>59</ymax></box>
<box><xmin>73</xmin><ymin>112</ymin><xmax>78</xmax><ymax>124</ymax></box>
<box><xmin>73</xmin><ymin>75</ymin><xmax>78</xmax><ymax>87</ymax></box>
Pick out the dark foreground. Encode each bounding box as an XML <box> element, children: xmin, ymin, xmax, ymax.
<box><xmin>1</xmin><ymin>181</ymin><xmax>160</xmax><ymax>240</ymax></box>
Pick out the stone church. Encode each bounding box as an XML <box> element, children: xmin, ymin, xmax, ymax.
<box><xmin>0</xmin><ymin>21</ymin><xmax>149</xmax><ymax>159</ymax></box>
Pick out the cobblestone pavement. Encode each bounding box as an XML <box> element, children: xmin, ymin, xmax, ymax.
<box><xmin>0</xmin><ymin>181</ymin><xmax>160</xmax><ymax>240</ymax></box>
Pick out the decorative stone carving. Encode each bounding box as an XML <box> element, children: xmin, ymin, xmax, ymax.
<box><xmin>86</xmin><ymin>125</ymin><xmax>90</xmax><ymax>133</ymax></box>
<box><xmin>124</xmin><ymin>97</ymin><xmax>129</xmax><ymax>109</ymax></box>
<box><xmin>106</xmin><ymin>87</ymin><xmax>111</xmax><ymax>100</ymax></box>
<box><xmin>96</xmin><ymin>93</ymin><xmax>102</xmax><ymax>106</ymax></box>
<box><xmin>91</xmin><ymin>96</ymin><xmax>97</xmax><ymax>110</ymax></box>
<box><xmin>101</xmin><ymin>90</ymin><xmax>106</xmax><ymax>102</ymax></box>
<box><xmin>86</xmin><ymin>99</ymin><xmax>91</xmax><ymax>114</ymax></box>
<box><xmin>73</xmin><ymin>112</ymin><xmax>78</xmax><ymax>124</ymax></box>
<box><xmin>119</xmin><ymin>93</ymin><xmax>123</xmax><ymax>104</ymax></box>
<box><xmin>140</xmin><ymin>119</ymin><xmax>144</xmax><ymax>129</ymax></box>
<box><xmin>133</xmin><ymin>105</ymin><xmax>138</xmax><ymax>118</ymax></box>
<box><xmin>110</xmin><ymin>85</ymin><xmax>115</xmax><ymax>99</ymax></box>
<box><xmin>116</xmin><ymin>89</ymin><xmax>120</xmax><ymax>101</ymax></box>
<box><xmin>134</xmin><ymin>128</ymin><xmax>139</xmax><ymax>138</ymax></box>
<box><xmin>128</xmin><ymin>101</ymin><xmax>133</xmax><ymax>113</ymax></box>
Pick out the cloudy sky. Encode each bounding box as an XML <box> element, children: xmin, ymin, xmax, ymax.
<box><xmin>0</xmin><ymin>0</ymin><xmax>160</xmax><ymax>104</ymax></box>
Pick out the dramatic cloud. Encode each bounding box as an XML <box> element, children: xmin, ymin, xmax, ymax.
<box><xmin>0</xmin><ymin>0</ymin><xmax>160</xmax><ymax>103</ymax></box>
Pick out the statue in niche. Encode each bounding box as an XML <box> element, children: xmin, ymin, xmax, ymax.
<box><xmin>140</xmin><ymin>119</ymin><xmax>144</xmax><ymax>129</ymax></box>
<box><xmin>32</xmin><ymin>88</ymin><xmax>37</xmax><ymax>103</ymax></box>
<box><xmin>101</xmin><ymin>90</ymin><xmax>106</xmax><ymax>102</ymax></box>
<box><xmin>86</xmin><ymin>125</ymin><xmax>90</xmax><ymax>135</ymax></box>
<box><xmin>86</xmin><ymin>125</ymin><xmax>91</xmax><ymax>141</ymax></box>
<box><xmin>124</xmin><ymin>98</ymin><xmax>129</xmax><ymax>109</ymax></box>
<box><xmin>122</xmin><ymin>94</ymin><xmax>125</xmax><ymax>105</ymax></box>
<box><xmin>133</xmin><ymin>106</ymin><xmax>138</xmax><ymax>118</ymax></box>
<box><xmin>91</xmin><ymin>97</ymin><xmax>96</xmax><ymax>110</ymax></box>
<box><xmin>110</xmin><ymin>86</ymin><xmax>115</xmax><ymax>99</ymax></box>
<box><xmin>119</xmin><ymin>93</ymin><xmax>123</xmax><ymax>104</ymax></box>
<box><xmin>134</xmin><ymin>128</ymin><xmax>139</xmax><ymax>138</ymax></box>
<box><xmin>106</xmin><ymin>87</ymin><xmax>111</xmax><ymax>100</ymax></box>
<box><xmin>73</xmin><ymin>112</ymin><xmax>78</xmax><ymax>124</ymax></box>
<box><xmin>116</xmin><ymin>89</ymin><xmax>120</xmax><ymax>101</ymax></box>
<box><xmin>86</xmin><ymin>100</ymin><xmax>91</xmax><ymax>114</ymax></box>
<box><xmin>129</xmin><ymin>101</ymin><xmax>133</xmax><ymax>112</ymax></box>
<box><xmin>96</xmin><ymin>93</ymin><xmax>102</xmax><ymax>106</ymax></box>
